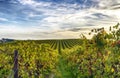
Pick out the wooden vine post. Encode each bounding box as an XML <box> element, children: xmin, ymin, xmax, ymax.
<box><xmin>13</xmin><ymin>50</ymin><xmax>18</xmax><ymax>78</ymax></box>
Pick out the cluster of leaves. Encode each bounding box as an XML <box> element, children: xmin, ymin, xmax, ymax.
<box><xmin>0</xmin><ymin>41</ymin><xmax>59</xmax><ymax>78</ymax></box>
<box><xmin>55</xmin><ymin>23</ymin><xmax>120</xmax><ymax>78</ymax></box>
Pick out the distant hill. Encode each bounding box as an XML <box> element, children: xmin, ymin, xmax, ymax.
<box><xmin>0</xmin><ymin>38</ymin><xmax>14</xmax><ymax>43</ymax></box>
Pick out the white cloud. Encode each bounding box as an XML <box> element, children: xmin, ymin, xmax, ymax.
<box><xmin>18</xmin><ymin>0</ymin><xmax>35</xmax><ymax>5</ymax></box>
<box><xmin>18</xmin><ymin>0</ymin><xmax>51</xmax><ymax>7</ymax></box>
<box><xmin>91</xmin><ymin>0</ymin><xmax>120</xmax><ymax>9</ymax></box>
<box><xmin>0</xmin><ymin>17</ymin><xmax>8</xmax><ymax>21</ymax></box>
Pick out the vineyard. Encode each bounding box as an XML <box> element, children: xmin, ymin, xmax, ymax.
<box><xmin>0</xmin><ymin>24</ymin><xmax>120</xmax><ymax>78</ymax></box>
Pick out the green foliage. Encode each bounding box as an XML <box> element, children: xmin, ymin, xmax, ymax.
<box><xmin>0</xmin><ymin>23</ymin><xmax>120</xmax><ymax>78</ymax></box>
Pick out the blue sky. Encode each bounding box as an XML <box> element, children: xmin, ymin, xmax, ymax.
<box><xmin>0</xmin><ymin>0</ymin><xmax>120</xmax><ymax>39</ymax></box>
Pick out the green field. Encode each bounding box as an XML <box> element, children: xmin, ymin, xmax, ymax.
<box><xmin>0</xmin><ymin>24</ymin><xmax>120</xmax><ymax>78</ymax></box>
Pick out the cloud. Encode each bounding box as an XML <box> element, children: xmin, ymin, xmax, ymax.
<box><xmin>0</xmin><ymin>17</ymin><xmax>8</xmax><ymax>21</ymax></box>
<box><xmin>67</xmin><ymin>27</ymin><xmax>92</xmax><ymax>32</ymax></box>
<box><xmin>91</xmin><ymin>0</ymin><xmax>120</xmax><ymax>9</ymax></box>
<box><xmin>18</xmin><ymin>0</ymin><xmax>52</xmax><ymax>7</ymax></box>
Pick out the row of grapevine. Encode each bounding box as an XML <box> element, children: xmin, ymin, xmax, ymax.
<box><xmin>0</xmin><ymin>38</ymin><xmax>84</xmax><ymax>77</ymax></box>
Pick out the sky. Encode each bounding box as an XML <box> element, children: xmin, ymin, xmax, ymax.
<box><xmin>0</xmin><ymin>0</ymin><xmax>120</xmax><ymax>40</ymax></box>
